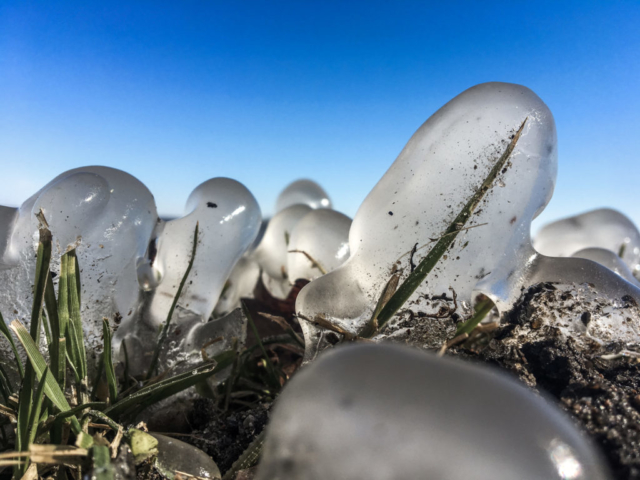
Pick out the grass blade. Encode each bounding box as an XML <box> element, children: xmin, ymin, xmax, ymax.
<box><xmin>455</xmin><ymin>298</ymin><xmax>495</xmax><ymax>336</ymax></box>
<box><xmin>66</xmin><ymin>250</ymin><xmax>88</xmax><ymax>390</ymax></box>
<box><xmin>377</xmin><ymin>118</ymin><xmax>527</xmax><ymax>328</ymax></box>
<box><xmin>102</xmin><ymin>319</ymin><xmax>118</xmax><ymax>403</ymax></box>
<box><xmin>10</xmin><ymin>320</ymin><xmax>81</xmax><ymax>434</ymax></box>
<box><xmin>0</xmin><ymin>311</ymin><xmax>24</xmax><ymax>379</ymax></box>
<box><xmin>242</xmin><ymin>301</ymin><xmax>280</xmax><ymax>390</ymax></box>
<box><xmin>91</xmin><ymin>444</ymin><xmax>115</xmax><ymax>480</ymax></box>
<box><xmin>145</xmin><ymin>222</ymin><xmax>199</xmax><ymax>380</ymax></box>
<box><xmin>106</xmin><ymin>361</ymin><xmax>222</xmax><ymax>419</ymax></box>
<box><xmin>27</xmin><ymin>366</ymin><xmax>49</xmax><ymax>445</ymax></box>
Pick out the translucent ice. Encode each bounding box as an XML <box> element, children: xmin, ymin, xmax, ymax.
<box><xmin>0</xmin><ymin>166</ymin><xmax>158</xmax><ymax>368</ymax></box>
<box><xmin>257</xmin><ymin>344</ymin><xmax>611</xmax><ymax>480</ymax></box>
<box><xmin>212</xmin><ymin>256</ymin><xmax>261</xmax><ymax>317</ymax></box>
<box><xmin>151</xmin><ymin>433</ymin><xmax>221</xmax><ymax>479</ymax></box>
<box><xmin>571</xmin><ymin>248</ymin><xmax>640</xmax><ymax>286</ymax></box>
<box><xmin>275</xmin><ymin>179</ymin><xmax>331</xmax><ymax>212</ymax></box>
<box><xmin>534</xmin><ymin>208</ymin><xmax>640</xmax><ymax>277</ymax></box>
<box><xmin>118</xmin><ymin>178</ymin><xmax>261</xmax><ymax>374</ymax></box>
<box><xmin>252</xmin><ymin>204</ymin><xmax>312</xmax><ymax>297</ymax></box>
<box><xmin>287</xmin><ymin>209</ymin><xmax>351</xmax><ymax>282</ymax></box>
<box><xmin>296</xmin><ymin>82</ymin><xmax>558</xmax><ymax>355</ymax></box>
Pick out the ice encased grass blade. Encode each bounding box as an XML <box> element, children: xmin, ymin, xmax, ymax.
<box><xmin>296</xmin><ymin>82</ymin><xmax>558</xmax><ymax>355</ymax></box>
<box><xmin>119</xmin><ymin>177</ymin><xmax>261</xmax><ymax>376</ymax></box>
<box><xmin>275</xmin><ymin>179</ymin><xmax>331</xmax><ymax>212</ymax></box>
<box><xmin>287</xmin><ymin>209</ymin><xmax>351</xmax><ymax>282</ymax></box>
<box><xmin>0</xmin><ymin>167</ymin><xmax>158</xmax><ymax>374</ymax></box>
<box><xmin>256</xmin><ymin>343</ymin><xmax>611</xmax><ymax>480</ymax></box>
<box><xmin>534</xmin><ymin>208</ymin><xmax>640</xmax><ymax>277</ymax></box>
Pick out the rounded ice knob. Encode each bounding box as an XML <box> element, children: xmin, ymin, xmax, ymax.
<box><xmin>534</xmin><ymin>208</ymin><xmax>640</xmax><ymax>277</ymax></box>
<box><xmin>0</xmin><ymin>166</ymin><xmax>158</xmax><ymax>372</ymax></box>
<box><xmin>275</xmin><ymin>179</ymin><xmax>332</xmax><ymax>212</ymax></box>
<box><xmin>257</xmin><ymin>343</ymin><xmax>611</xmax><ymax>480</ymax></box>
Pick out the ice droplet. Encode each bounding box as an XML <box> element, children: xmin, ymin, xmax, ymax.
<box><xmin>0</xmin><ymin>167</ymin><xmax>158</xmax><ymax>372</ymax></box>
<box><xmin>534</xmin><ymin>208</ymin><xmax>640</xmax><ymax>277</ymax></box>
<box><xmin>275</xmin><ymin>179</ymin><xmax>332</xmax><ymax>212</ymax></box>
<box><xmin>257</xmin><ymin>344</ymin><xmax>611</xmax><ymax>480</ymax></box>
<box><xmin>287</xmin><ymin>209</ymin><xmax>351</xmax><ymax>282</ymax></box>
<box><xmin>296</xmin><ymin>82</ymin><xmax>558</xmax><ymax>357</ymax></box>
<box><xmin>151</xmin><ymin>433</ymin><xmax>221</xmax><ymax>479</ymax></box>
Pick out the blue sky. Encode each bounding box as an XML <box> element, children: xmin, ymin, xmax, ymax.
<box><xmin>1</xmin><ymin>1</ymin><xmax>639</xmax><ymax>231</ymax></box>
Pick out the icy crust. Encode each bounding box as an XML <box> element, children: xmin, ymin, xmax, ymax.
<box><xmin>257</xmin><ymin>343</ymin><xmax>611</xmax><ymax>480</ymax></box>
<box><xmin>0</xmin><ymin>166</ymin><xmax>158</xmax><ymax>370</ymax></box>
<box><xmin>297</xmin><ymin>82</ymin><xmax>558</xmax><ymax>357</ymax></box>
<box><xmin>287</xmin><ymin>209</ymin><xmax>351</xmax><ymax>282</ymax></box>
<box><xmin>275</xmin><ymin>179</ymin><xmax>331</xmax><ymax>212</ymax></box>
<box><xmin>534</xmin><ymin>208</ymin><xmax>640</xmax><ymax>278</ymax></box>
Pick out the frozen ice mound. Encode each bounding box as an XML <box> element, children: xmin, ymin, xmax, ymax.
<box><xmin>0</xmin><ymin>166</ymin><xmax>158</xmax><ymax>371</ymax></box>
<box><xmin>275</xmin><ymin>178</ymin><xmax>332</xmax><ymax>212</ymax></box>
<box><xmin>535</xmin><ymin>208</ymin><xmax>640</xmax><ymax>277</ymax></box>
<box><xmin>257</xmin><ymin>343</ymin><xmax>611</xmax><ymax>480</ymax></box>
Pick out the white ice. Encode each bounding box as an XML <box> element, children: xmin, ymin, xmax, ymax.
<box><xmin>0</xmin><ymin>167</ymin><xmax>158</xmax><ymax>372</ymax></box>
<box><xmin>534</xmin><ymin>208</ymin><xmax>640</xmax><ymax>277</ymax></box>
<box><xmin>257</xmin><ymin>343</ymin><xmax>611</xmax><ymax>480</ymax></box>
<box><xmin>275</xmin><ymin>179</ymin><xmax>331</xmax><ymax>212</ymax></box>
<box><xmin>118</xmin><ymin>177</ymin><xmax>261</xmax><ymax>375</ymax></box>
<box><xmin>287</xmin><ymin>209</ymin><xmax>351</xmax><ymax>282</ymax></box>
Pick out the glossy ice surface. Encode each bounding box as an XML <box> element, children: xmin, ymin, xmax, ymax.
<box><xmin>275</xmin><ymin>179</ymin><xmax>331</xmax><ymax>212</ymax></box>
<box><xmin>257</xmin><ymin>344</ymin><xmax>611</xmax><ymax>480</ymax></box>
<box><xmin>152</xmin><ymin>433</ymin><xmax>221</xmax><ymax>479</ymax></box>
<box><xmin>296</xmin><ymin>82</ymin><xmax>558</xmax><ymax>355</ymax></box>
<box><xmin>287</xmin><ymin>209</ymin><xmax>351</xmax><ymax>282</ymax></box>
<box><xmin>572</xmin><ymin>248</ymin><xmax>640</xmax><ymax>286</ymax></box>
<box><xmin>0</xmin><ymin>166</ymin><xmax>158</xmax><ymax>368</ymax></box>
<box><xmin>213</xmin><ymin>256</ymin><xmax>261</xmax><ymax>317</ymax></box>
<box><xmin>534</xmin><ymin>208</ymin><xmax>640</xmax><ymax>277</ymax></box>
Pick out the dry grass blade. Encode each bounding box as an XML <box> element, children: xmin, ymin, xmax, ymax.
<box><xmin>377</xmin><ymin>118</ymin><xmax>527</xmax><ymax>328</ymax></box>
<box><xmin>258</xmin><ymin>312</ymin><xmax>304</xmax><ymax>347</ymax></box>
<box><xmin>298</xmin><ymin>313</ymin><xmax>356</xmax><ymax>341</ymax></box>
<box><xmin>363</xmin><ymin>274</ymin><xmax>400</xmax><ymax>337</ymax></box>
<box><xmin>287</xmin><ymin>250</ymin><xmax>327</xmax><ymax>275</ymax></box>
<box><xmin>146</xmin><ymin>222</ymin><xmax>199</xmax><ymax>380</ymax></box>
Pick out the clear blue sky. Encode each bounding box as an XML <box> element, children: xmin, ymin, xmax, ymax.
<box><xmin>1</xmin><ymin>1</ymin><xmax>639</xmax><ymax>231</ymax></box>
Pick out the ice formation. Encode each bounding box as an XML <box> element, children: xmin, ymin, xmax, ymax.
<box><xmin>571</xmin><ymin>248</ymin><xmax>640</xmax><ymax>286</ymax></box>
<box><xmin>534</xmin><ymin>208</ymin><xmax>640</xmax><ymax>277</ymax></box>
<box><xmin>297</xmin><ymin>83</ymin><xmax>640</xmax><ymax>359</ymax></box>
<box><xmin>212</xmin><ymin>256</ymin><xmax>261</xmax><ymax>317</ymax></box>
<box><xmin>151</xmin><ymin>433</ymin><xmax>221</xmax><ymax>479</ymax></box>
<box><xmin>0</xmin><ymin>167</ymin><xmax>158</xmax><ymax>371</ymax></box>
<box><xmin>117</xmin><ymin>177</ymin><xmax>261</xmax><ymax>375</ymax></box>
<box><xmin>296</xmin><ymin>82</ymin><xmax>559</xmax><ymax>356</ymax></box>
<box><xmin>252</xmin><ymin>204</ymin><xmax>312</xmax><ymax>298</ymax></box>
<box><xmin>257</xmin><ymin>343</ymin><xmax>611</xmax><ymax>480</ymax></box>
<box><xmin>275</xmin><ymin>179</ymin><xmax>331</xmax><ymax>212</ymax></box>
<box><xmin>287</xmin><ymin>209</ymin><xmax>351</xmax><ymax>282</ymax></box>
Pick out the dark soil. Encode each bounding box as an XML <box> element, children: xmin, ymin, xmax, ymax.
<box><xmin>185</xmin><ymin>399</ymin><xmax>271</xmax><ymax>475</ymax></box>
<box><xmin>448</xmin><ymin>283</ymin><xmax>640</xmax><ymax>479</ymax></box>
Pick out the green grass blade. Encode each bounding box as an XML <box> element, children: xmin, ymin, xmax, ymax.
<box><xmin>67</xmin><ymin>250</ymin><xmax>87</xmax><ymax>382</ymax></box>
<box><xmin>15</xmin><ymin>366</ymin><xmax>34</xmax><ymax>477</ymax></box>
<box><xmin>27</xmin><ymin>366</ymin><xmax>49</xmax><ymax>445</ymax></box>
<box><xmin>106</xmin><ymin>362</ymin><xmax>221</xmax><ymax>419</ymax></box>
<box><xmin>377</xmin><ymin>118</ymin><xmax>527</xmax><ymax>328</ymax></box>
<box><xmin>10</xmin><ymin>320</ymin><xmax>81</xmax><ymax>434</ymax></box>
<box><xmin>0</xmin><ymin>310</ymin><xmax>24</xmax><ymax>379</ymax></box>
<box><xmin>91</xmin><ymin>444</ymin><xmax>115</xmax><ymax>480</ymax></box>
<box><xmin>30</xmin><ymin>226</ymin><xmax>52</xmax><ymax>343</ymax></box>
<box><xmin>102</xmin><ymin>319</ymin><xmax>118</xmax><ymax>403</ymax></box>
<box><xmin>145</xmin><ymin>222</ymin><xmax>199</xmax><ymax>380</ymax></box>
<box><xmin>242</xmin><ymin>301</ymin><xmax>280</xmax><ymax>390</ymax></box>
<box><xmin>455</xmin><ymin>298</ymin><xmax>495</xmax><ymax>336</ymax></box>
<box><xmin>0</xmin><ymin>364</ymin><xmax>13</xmax><ymax>403</ymax></box>
<box><xmin>44</xmin><ymin>269</ymin><xmax>65</xmax><ymax>386</ymax></box>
